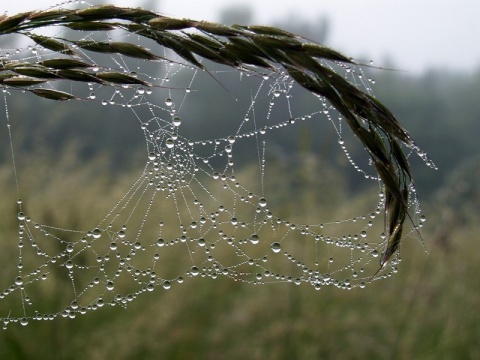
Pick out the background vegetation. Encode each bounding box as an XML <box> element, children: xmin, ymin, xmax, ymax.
<box><xmin>1</xmin><ymin>3</ymin><xmax>479</xmax><ymax>359</ymax></box>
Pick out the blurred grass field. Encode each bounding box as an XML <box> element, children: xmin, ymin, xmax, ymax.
<box><xmin>0</xmin><ymin>152</ymin><xmax>478</xmax><ymax>360</ymax></box>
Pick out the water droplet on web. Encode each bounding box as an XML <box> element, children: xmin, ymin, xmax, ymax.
<box><xmin>92</xmin><ymin>228</ymin><xmax>102</xmax><ymax>239</ymax></box>
<box><xmin>166</xmin><ymin>138</ymin><xmax>175</xmax><ymax>148</ymax></box>
<box><xmin>17</xmin><ymin>212</ymin><xmax>25</xmax><ymax>221</ymax></box>
<box><xmin>250</xmin><ymin>234</ymin><xmax>259</xmax><ymax>245</ymax></box>
<box><xmin>372</xmin><ymin>250</ymin><xmax>379</xmax><ymax>257</ymax></box>
<box><xmin>165</xmin><ymin>98</ymin><xmax>173</xmax><ymax>106</ymax></box>
<box><xmin>173</xmin><ymin>116</ymin><xmax>181</xmax><ymax>127</ymax></box>
<box><xmin>106</xmin><ymin>281</ymin><xmax>114</xmax><ymax>291</ymax></box>
<box><xmin>271</xmin><ymin>242</ymin><xmax>281</xmax><ymax>253</ymax></box>
<box><xmin>163</xmin><ymin>281</ymin><xmax>171</xmax><ymax>289</ymax></box>
<box><xmin>20</xmin><ymin>318</ymin><xmax>28</xmax><ymax>326</ymax></box>
<box><xmin>15</xmin><ymin>276</ymin><xmax>23</xmax><ymax>286</ymax></box>
<box><xmin>258</xmin><ymin>197</ymin><xmax>267</xmax><ymax>207</ymax></box>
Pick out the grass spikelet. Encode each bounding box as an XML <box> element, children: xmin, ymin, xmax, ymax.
<box><xmin>31</xmin><ymin>88</ymin><xmax>77</xmax><ymax>101</ymax></box>
<box><xmin>179</xmin><ymin>37</ymin><xmax>230</xmax><ymax>65</ymax></box>
<box><xmin>154</xmin><ymin>35</ymin><xmax>205</xmax><ymax>69</ymax></box>
<box><xmin>109</xmin><ymin>42</ymin><xmax>161</xmax><ymax>60</ymax></box>
<box><xmin>252</xmin><ymin>34</ymin><xmax>302</xmax><ymax>49</ymax></box>
<box><xmin>116</xmin><ymin>8</ymin><xmax>158</xmax><ymax>22</ymax></box>
<box><xmin>244</xmin><ymin>25</ymin><xmax>296</xmax><ymax>37</ymax></box>
<box><xmin>39</xmin><ymin>59</ymin><xmax>94</xmax><ymax>70</ymax></box>
<box><xmin>28</xmin><ymin>9</ymin><xmax>74</xmax><ymax>22</ymax></box>
<box><xmin>301</xmin><ymin>43</ymin><xmax>354</xmax><ymax>64</ymax></box>
<box><xmin>55</xmin><ymin>69</ymin><xmax>103</xmax><ymax>83</ymax></box>
<box><xmin>196</xmin><ymin>21</ymin><xmax>242</xmax><ymax>36</ymax></box>
<box><xmin>28</xmin><ymin>34</ymin><xmax>76</xmax><ymax>55</ymax></box>
<box><xmin>95</xmin><ymin>71</ymin><xmax>152</xmax><ymax>86</ymax></box>
<box><xmin>2</xmin><ymin>76</ymin><xmax>47</xmax><ymax>87</ymax></box>
<box><xmin>65</xmin><ymin>21</ymin><xmax>117</xmax><ymax>31</ymax></box>
<box><xmin>72</xmin><ymin>40</ymin><xmax>117</xmax><ymax>54</ymax></box>
<box><xmin>148</xmin><ymin>17</ymin><xmax>194</xmax><ymax>30</ymax></box>
<box><xmin>13</xmin><ymin>66</ymin><xmax>59</xmax><ymax>79</ymax></box>
<box><xmin>391</xmin><ymin>138</ymin><xmax>412</xmax><ymax>180</ymax></box>
<box><xmin>76</xmin><ymin>5</ymin><xmax>128</xmax><ymax>21</ymax></box>
<box><xmin>0</xmin><ymin>11</ymin><xmax>32</xmax><ymax>33</ymax></box>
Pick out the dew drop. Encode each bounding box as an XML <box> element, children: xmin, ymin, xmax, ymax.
<box><xmin>20</xmin><ymin>318</ymin><xmax>28</xmax><ymax>326</ymax></box>
<box><xmin>15</xmin><ymin>276</ymin><xmax>23</xmax><ymax>286</ymax></box>
<box><xmin>258</xmin><ymin>197</ymin><xmax>267</xmax><ymax>207</ymax></box>
<box><xmin>173</xmin><ymin>116</ymin><xmax>181</xmax><ymax>127</ymax></box>
<box><xmin>92</xmin><ymin>228</ymin><xmax>102</xmax><ymax>239</ymax></box>
<box><xmin>271</xmin><ymin>242</ymin><xmax>281</xmax><ymax>253</ymax></box>
<box><xmin>106</xmin><ymin>281</ymin><xmax>114</xmax><ymax>291</ymax></box>
<box><xmin>166</xmin><ymin>138</ymin><xmax>175</xmax><ymax>148</ymax></box>
<box><xmin>250</xmin><ymin>234</ymin><xmax>259</xmax><ymax>245</ymax></box>
<box><xmin>163</xmin><ymin>281</ymin><xmax>171</xmax><ymax>290</ymax></box>
<box><xmin>165</xmin><ymin>98</ymin><xmax>173</xmax><ymax>106</ymax></box>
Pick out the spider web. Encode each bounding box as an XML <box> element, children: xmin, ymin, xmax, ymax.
<box><xmin>0</xmin><ymin>3</ymin><xmax>427</xmax><ymax>328</ymax></box>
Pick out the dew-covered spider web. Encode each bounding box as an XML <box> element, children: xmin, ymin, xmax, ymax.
<box><xmin>0</xmin><ymin>3</ymin><xmax>433</xmax><ymax>328</ymax></box>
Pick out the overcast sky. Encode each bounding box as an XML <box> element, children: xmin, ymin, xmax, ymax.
<box><xmin>2</xmin><ymin>0</ymin><xmax>478</xmax><ymax>74</ymax></box>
